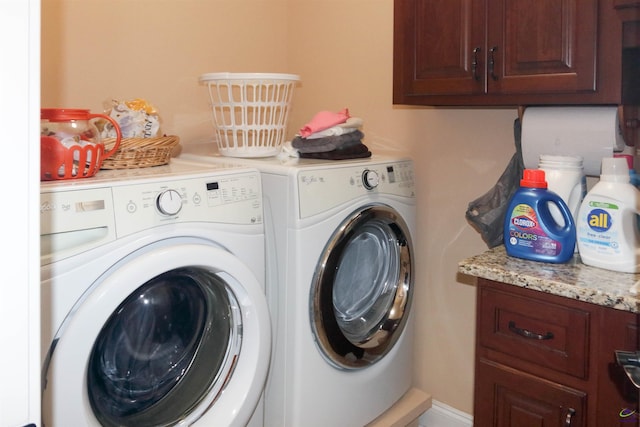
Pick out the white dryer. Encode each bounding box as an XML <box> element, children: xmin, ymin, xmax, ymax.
<box><xmin>40</xmin><ymin>159</ymin><xmax>270</xmax><ymax>427</ymax></box>
<box><xmin>180</xmin><ymin>146</ymin><xmax>416</xmax><ymax>427</ymax></box>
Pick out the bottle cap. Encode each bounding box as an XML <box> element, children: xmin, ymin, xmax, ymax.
<box><xmin>520</xmin><ymin>169</ymin><xmax>548</xmax><ymax>188</ymax></box>
<box><xmin>613</xmin><ymin>153</ymin><xmax>634</xmax><ymax>169</ymax></box>
<box><xmin>539</xmin><ymin>154</ymin><xmax>584</xmax><ymax>169</ymax></box>
<box><xmin>601</xmin><ymin>157</ymin><xmax>631</xmax><ymax>183</ymax></box>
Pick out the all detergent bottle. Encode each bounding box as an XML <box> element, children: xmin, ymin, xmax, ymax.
<box><xmin>576</xmin><ymin>157</ymin><xmax>640</xmax><ymax>273</ymax></box>
<box><xmin>504</xmin><ymin>169</ymin><xmax>576</xmax><ymax>263</ymax></box>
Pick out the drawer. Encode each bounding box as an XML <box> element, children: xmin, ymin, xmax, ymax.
<box><xmin>478</xmin><ymin>284</ymin><xmax>590</xmax><ymax>379</ymax></box>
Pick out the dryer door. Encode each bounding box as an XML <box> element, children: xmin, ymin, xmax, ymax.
<box><xmin>43</xmin><ymin>241</ymin><xmax>270</xmax><ymax>427</ymax></box>
<box><xmin>310</xmin><ymin>204</ymin><xmax>414</xmax><ymax>370</ymax></box>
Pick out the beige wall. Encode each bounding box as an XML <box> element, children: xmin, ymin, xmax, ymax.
<box><xmin>41</xmin><ymin>0</ymin><xmax>518</xmax><ymax>415</ymax></box>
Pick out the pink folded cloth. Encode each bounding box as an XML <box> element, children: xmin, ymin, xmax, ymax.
<box><xmin>299</xmin><ymin>108</ymin><xmax>350</xmax><ymax>138</ymax></box>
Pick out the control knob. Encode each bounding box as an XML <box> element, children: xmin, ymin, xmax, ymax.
<box><xmin>156</xmin><ymin>189</ymin><xmax>183</xmax><ymax>216</ymax></box>
<box><xmin>362</xmin><ymin>169</ymin><xmax>380</xmax><ymax>190</ymax></box>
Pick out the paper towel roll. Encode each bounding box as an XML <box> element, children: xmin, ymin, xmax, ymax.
<box><xmin>521</xmin><ymin>106</ymin><xmax>625</xmax><ymax>176</ymax></box>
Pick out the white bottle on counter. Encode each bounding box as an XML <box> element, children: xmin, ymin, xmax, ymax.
<box><xmin>538</xmin><ymin>154</ymin><xmax>586</xmax><ymax>226</ymax></box>
<box><xmin>576</xmin><ymin>157</ymin><xmax>640</xmax><ymax>273</ymax></box>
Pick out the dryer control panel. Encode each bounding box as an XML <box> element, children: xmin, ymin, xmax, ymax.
<box><xmin>296</xmin><ymin>160</ymin><xmax>415</xmax><ymax>219</ymax></box>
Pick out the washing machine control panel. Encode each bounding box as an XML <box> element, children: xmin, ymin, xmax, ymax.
<box><xmin>41</xmin><ymin>172</ymin><xmax>262</xmax><ymax>251</ymax></box>
<box><xmin>297</xmin><ymin>160</ymin><xmax>415</xmax><ymax>219</ymax></box>
<box><xmin>111</xmin><ymin>172</ymin><xmax>263</xmax><ymax>237</ymax></box>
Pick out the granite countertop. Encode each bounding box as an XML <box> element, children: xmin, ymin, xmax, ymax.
<box><xmin>458</xmin><ymin>245</ymin><xmax>640</xmax><ymax>313</ymax></box>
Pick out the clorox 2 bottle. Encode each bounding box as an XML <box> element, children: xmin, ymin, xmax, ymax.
<box><xmin>504</xmin><ymin>169</ymin><xmax>576</xmax><ymax>263</ymax></box>
<box><xmin>577</xmin><ymin>157</ymin><xmax>640</xmax><ymax>273</ymax></box>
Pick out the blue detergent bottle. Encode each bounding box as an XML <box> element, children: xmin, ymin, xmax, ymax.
<box><xmin>504</xmin><ymin>169</ymin><xmax>576</xmax><ymax>263</ymax></box>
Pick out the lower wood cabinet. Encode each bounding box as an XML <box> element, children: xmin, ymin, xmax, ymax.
<box><xmin>476</xmin><ymin>359</ymin><xmax>586</xmax><ymax>426</ymax></box>
<box><xmin>475</xmin><ymin>279</ymin><xmax>639</xmax><ymax>426</ymax></box>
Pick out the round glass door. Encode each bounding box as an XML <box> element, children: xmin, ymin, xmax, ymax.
<box><xmin>88</xmin><ymin>267</ymin><xmax>241</xmax><ymax>427</ymax></box>
<box><xmin>310</xmin><ymin>204</ymin><xmax>413</xmax><ymax>370</ymax></box>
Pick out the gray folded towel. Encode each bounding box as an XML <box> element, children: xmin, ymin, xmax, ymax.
<box><xmin>292</xmin><ymin>130</ymin><xmax>364</xmax><ymax>153</ymax></box>
<box><xmin>299</xmin><ymin>142</ymin><xmax>372</xmax><ymax>160</ymax></box>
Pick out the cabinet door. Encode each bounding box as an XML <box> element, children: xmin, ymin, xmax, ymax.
<box><xmin>393</xmin><ymin>0</ymin><xmax>621</xmax><ymax>105</ymax></box>
<box><xmin>487</xmin><ymin>0</ymin><xmax>598</xmax><ymax>95</ymax></box>
<box><xmin>393</xmin><ymin>0</ymin><xmax>487</xmax><ymax>98</ymax></box>
<box><xmin>476</xmin><ymin>359</ymin><xmax>586</xmax><ymax>427</ymax></box>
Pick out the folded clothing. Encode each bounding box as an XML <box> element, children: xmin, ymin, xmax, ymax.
<box><xmin>299</xmin><ymin>143</ymin><xmax>371</xmax><ymax>160</ymax></box>
<box><xmin>292</xmin><ymin>130</ymin><xmax>364</xmax><ymax>153</ymax></box>
<box><xmin>298</xmin><ymin>108</ymin><xmax>350</xmax><ymax>138</ymax></box>
<box><xmin>305</xmin><ymin>117</ymin><xmax>364</xmax><ymax>139</ymax></box>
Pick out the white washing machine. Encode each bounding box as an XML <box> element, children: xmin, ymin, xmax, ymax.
<box><xmin>180</xmin><ymin>145</ymin><xmax>416</xmax><ymax>427</ymax></box>
<box><xmin>40</xmin><ymin>159</ymin><xmax>270</xmax><ymax>427</ymax></box>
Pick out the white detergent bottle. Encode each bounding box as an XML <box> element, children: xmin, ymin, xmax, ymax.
<box><xmin>577</xmin><ymin>157</ymin><xmax>640</xmax><ymax>273</ymax></box>
<box><xmin>538</xmin><ymin>154</ymin><xmax>586</xmax><ymax>240</ymax></box>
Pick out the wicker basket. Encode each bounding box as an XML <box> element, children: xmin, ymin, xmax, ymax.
<box><xmin>100</xmin><ymin>136</ymin><xmax>180</xmax><ymax>169</ymax></box>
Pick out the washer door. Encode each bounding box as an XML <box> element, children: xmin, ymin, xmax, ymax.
<box><xmin>310</xmin><ymin>204</ymin><xmax>413</xmax><ymax>370</ymax></box>
<box><xmin>43</xmin><ymin>241</ymin><xmax>270</xmax><ymax>427</ymax></box>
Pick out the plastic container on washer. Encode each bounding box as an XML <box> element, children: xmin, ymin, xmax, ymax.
<box><xmin>576</xmin><ymin>157</ymin><xmax>640</xmax><ymax>273</ymax></box>
<box><xmin>504</xmin><ymin>169</ymin><xmax>576</xmax><ymax>263</ymax></box>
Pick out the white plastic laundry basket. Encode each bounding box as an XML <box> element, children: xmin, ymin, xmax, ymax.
<box><xmin>200</xmin><ymin>72</ymin><xmax>300</xmax><ymax>158</ymax></box>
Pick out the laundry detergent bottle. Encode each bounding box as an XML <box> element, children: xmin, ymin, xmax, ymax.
<box><xmin>504</xmin><ymin>169</ymin><xmax>576</xmax><ymax>263</ymax></box>
<box><xmin>576</xmin><ymin>157</ymin><xmax>640</xmax><ymax>273</ymax></box>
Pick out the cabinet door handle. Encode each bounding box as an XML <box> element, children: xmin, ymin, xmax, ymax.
<box><xmin>472</xmin><ymin>47</ymin><xmax>481</xmax><ymax>81</ymax></box>
<box><xmin>489</xmin><ymin>46</ymin><xmax>498</xmax><ymax>80</ymax></box>
<box><xmin>565</xmin><ymin>408</ymin><xmax>576</xmax><ymax>426</ymax></box>
<box><xmin>626</xmin><ymin>118</ymin><xmax>640</xmax><ymax>129</ymax></box>
<box><xmin>508</xmin><ymin>321</ymin><xmax>554</xmax><ymax>340</ymax></box>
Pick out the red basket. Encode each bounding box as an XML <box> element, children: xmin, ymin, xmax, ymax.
<box><xmin>41</xmin><ymin>136</ymin><xmax>108</xmax><ymax>180</ymax></box>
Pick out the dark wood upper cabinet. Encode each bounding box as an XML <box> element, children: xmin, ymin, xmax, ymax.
<box><xmin>393</xmin><ymin>0</ymin><xmax>624</xmax><ymax>106</ymax></box>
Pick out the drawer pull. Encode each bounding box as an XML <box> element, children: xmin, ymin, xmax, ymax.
<box><xmin>508</xmin><ymin>321</ymin><xmax>554</xmax><ymax>340</ymax></box>
<box><xmin>565</xmin><ymin>408</ymin><xmax>576</xmax><ymax>426</ymax></box>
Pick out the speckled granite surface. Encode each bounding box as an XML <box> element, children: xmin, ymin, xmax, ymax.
<box><xmin>458</xmin><ymin>245</ymin><xmax>640</xmax><ymax>313</ymax></box>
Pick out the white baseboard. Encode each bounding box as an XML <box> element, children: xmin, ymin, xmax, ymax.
<box><xmin>418</xmin><ymin>400</ymin><xmax>473</xmax><ymax>427</ymax></box>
